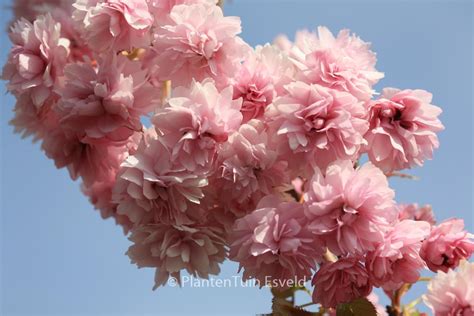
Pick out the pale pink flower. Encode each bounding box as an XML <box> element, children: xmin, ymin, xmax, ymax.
<box><xmin>12</xmin><ymin>0</ymin><xmax>73</xmax><ymax>22</ymax></box>
<box><xmin>302</xmin><ymin>27</ymin><xmax>383</xmax><ymax>101</ymax></box>
<box><xmin>56</xmin><ymin>54</ymin><xmax>158</xmax><ymax>141</ymax></box>
<box><xmin>420</xmin><ymin>218</ymin><xmax>474</xmax><ymax>273</ymax></box>
<box><xmin>81</xmin><ymin>132</ymin><xmax>141</xmax><ymax>232</ymax></box>
<box><xmin>254</xmin><ymin>44</ymin><xmax>295</xmax><ymax>95</ymax></box>
<box><xmin>73</xmin><ymin>0</ymin><xmax>153</xmax><ymax>52</ymax></box>
<box><xmin>11</xmin><ymin>0</ymin><xmax>89</xmax><ymax>60</ymax></box>
<box><xmin>312</xmin><ymin>257</ymin><xmax>373</xmax><ymax>308</ymax></box>
<box><xmin>152</xmin><ymin>3</ymin><xmax>249</xmax><ymax>86</ymax></box>
<box><xmin>304</xmin><ymin>161</ymin><xmax>397</xmax><ymax>256</ymax></box>
<box><xmin>232</xmin><ymin>54</ymin><xmax>274</xmax><ymax>123</ymax></box>
<box><xmin>127</xmin><ymin>222</ymin><xmax>226</xmax><ymax>289</ymax></box>
<box><xmin>276</xmin><ymin>27</ymin><xmax>384</xmax><ymax>101</ymax></box>
<box><xmin>366</xmin><ymin>220</ymin><xmax>431</xmax><ymax>290</ymax></box>
<box><xmin>147</xmin><ymin>0</ymin><xmax>216</xmax><ymax>23</ymax></box>
<box><xmin>229</xmin><ymin>195</ymin><xmax>324</xmax><ymax>288</ymax></box>
<box><xmin>273</xmin><ymin>30</ymin><xmax>318</xmax><ymax>67</ymax></box>
<box><xmin>217</xmin><ymin>120</ymin><xmax>289</xmax><ymax>217</ymax></box>
<box><xmin>398</xmin><ymin>203</ymin><xmax>436</xmax><ymax>225</ymax></box>
<box><xmin>272</xmin><ymin>34</ymin><xmax>293</xmax><ymax>54</ymax></box>
<box><xmin>231</xmin><ymin>44</ymin><xmax>294</xmax><ymax>123</ymax></box>
<box><xmin>49</xmin><ymin>5</ymin><xmax>93</xmax><ymax>61</ymax></box>
<box><xmin>9</xmin><ymin>94</ymin><xmax>58</xmax><ymax>141</ymax></box>
<box><xmin>267</xmin><ymin>81</ymin><xmax>368</xmax><ymax>170</ymax></box>
<box><xmin>423</xmin><ymin>261</ymin><xmax>474</xmax><ymax>316</ymax></box>
<box><xmin>82</xmin><ymin>175</ymin><xmax>134</xmax><ymax>233</ymax></box>
<box><xmin>41</xmin><ymin>128</ymin><xmax>136</xmax><ymax>186</ymax></box>
<box><xmin>152</xmin><ymin>80</ymin><xmax>242</xmax><ymax>172</ymax></box>
<box><xmin>113</xmin><ymin>129</ymin><xmax>209</xmax><ymax>227</ymax></box>
<box><xmin>364</xmin><ymin>88</ymin><xmax>444</xmax><ymax>172</ymax></box>
<box><xmin>3</xmin><ymin>14</ymin><xmax>70</xmax><ymax>107</ymax></box>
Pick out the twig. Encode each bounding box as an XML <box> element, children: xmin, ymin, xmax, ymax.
<box><xmin>385</xmin><ymin>172</ymin><xmax>419</xmax><ymax>180</ymax></box>
<box><xmin>418</xmin><ymin>277</ymin><xmax>432</xmax><ymax>282</ymax></box>
<box><xmin>390</xmin><ymin>283</ymin><xmax>411</xmax><ymax>316</ymax></box>
<box><xmin>161</xmin><ymin>80</ymin><xmax>172</xmax><ymax>104</ymax></box>
<box><xmin>322</xmin><ymin>249</ymin><xmax>337</xmax><ymax>263</ymax></box>
<box><xmin>297</xmin><ymin>302</ymin><xmax>316</xmax><ymax>308</ymax></box>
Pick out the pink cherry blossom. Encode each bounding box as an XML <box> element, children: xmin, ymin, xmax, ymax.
<box><xmin>81</xmin><ymin>131</ymin><xmax>141</xmax><ymax>232</ymax></box>
<box><xmin>364</xmin><ymin>88</ymin><xmax>444</xmax><ymax>172</ymax></box>
<box><xmin>152</xmin><ymin>80</ymin><xmax>242</xmax><ymax>172</ymax></box>
<box><xmin>266</xmin><ymin>82</ymin><xmax>368</xmax><ymax>169</ymax></box>
<box><xmin>4</xmin><ymin>1</ymin><xmax>470</xmax><ymax>310</ymax></box>
<box><xmin>273</xmin><ymin>30</ymin><xmax>319</xmax><ymax>67</ymax></box>
<box><xmin>231</xmin><ymin>44</ymin><xmax>294</xmax><ymax>123</ymax></box>
<box><xmin>217</xmin><ymin>120</ymin><xmax>289</xmax><ymax>217</ymax></box>
<box><xmin>9</xmin><ymin>94</ymin><xmax>58</xmax><ymax>141</ymax></box>
<box><xmin>254</xmin><ymin>44</ymin><xmax>296</xmax><ymax>95</ymax></box>
<box><xmin>229</xmin><ymin>195</ymin><xmax>324</xmax><ymax>288</ymax></box>
<box><xmin>423</xmin><ymin>261</ymin><xmax>474</xmax><ymax>316</ymax></box>
<box><xmin>56</xmin><ymin>54</ymin><xmax>158</xmax><ymax>141</ymax></box>
<box><xmin>113</xmin><ymin>128</ymin><xmax>209</xmax><ymax>227</ymax></box>
<box><xmin>82</xmin><ymin>175</ymin><xmax>134</xmax><ymax>233</ymax></box>
<box><xmin>73</xmin><ymin>0</ymin><xmax>153</xmax><ymax>52</ymax></box>
<box><xmin>366</xmin><ymin>220</ymin><xmax>431</xmax><ymax>290</ymax></box>
<box><xmin>41</xmin><ymin>128</ymin><xmax>137</xmax><ymax>186</ymax></box>
<box><xmin>11</xmin><ymin>0</ymin><xmax>88</xmax><ymax>57</ymax></box>
<box><xmin>420</xmin><ymin>218</ymin><xmax>474</xmax><ymax>273</ymax></box>
<box><xmin>232</xmin><ymin>55</ymin><xmax>274</xmax><ymax>123</ymax></box>
<box><xmin>11</xmin><ymin>0</ymin><xmax>91</xmax><ymax>62</ymax></box>
<box><xmin>304</xmin><ymin>161</ymin><xmax>397</xmax><ymax>256</ymax></box>
<box><xmin>3</xmin><ymin>14</ymin><xmax>70</xmax><ymax>108</ymax></box>
<box><xmin>398</xmin><ymin>203</ymin><xmax>436</xmax><ymax>225</ymax></box>
<box><xmin>147</xmin><ymin>0</ymin><xmax>216</xmax><ymax>23</ymax></box>
<box><xmin>12</xmin><ymin>0</ymin><xmax>73</xmax><ymax>22</ymax></box>
<box><xmin>312</xmin><ymin>257</ymin><xmax>372</xmax><ymax>308</ymax></box>
<box><xmin>152</xmin><ymin>3</ymin><xmax>249</xmax><ymax>86</ymax></box>
<box><xmin>276</xmin><ymin>27</ymin><xmax>384</xmax><ymax>101</ymax></box>
<box><xmin>127</xmin><ymin>221</ymin><xmax>226</xmax><ymax>289</ymax></box>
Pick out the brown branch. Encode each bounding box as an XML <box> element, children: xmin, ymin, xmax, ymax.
<box><xmin>388</xmin><ymin>283</ymin><xmax>411</xmax><ymax>316</ymax></box>
<box><xmin>385</xmin><ymin>172</ymin><xmax>419</xmax><ymax>180</ymax></box>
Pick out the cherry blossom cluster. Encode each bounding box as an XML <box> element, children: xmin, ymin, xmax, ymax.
<box><xmin>4</xmin><ymin>0</ymin><xmax>473</xmax><ymax>314</ymax></box>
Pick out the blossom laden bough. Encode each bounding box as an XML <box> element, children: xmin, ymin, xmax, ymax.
<box><xmin>3</xmin><ymin>1</ymin><xmax>471</xmax><ymax>315</ymax></box>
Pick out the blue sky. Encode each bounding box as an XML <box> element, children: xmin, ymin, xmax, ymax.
<box><xmin>1</xmin><ymin>0</ymin><xmax>473</xmax><ymax>315</ymax></box>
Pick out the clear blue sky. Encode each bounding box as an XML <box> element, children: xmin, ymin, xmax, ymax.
<box><xmin>1</xmin><ymin>0</ymin><xmax>472</xmax><ymax>315</ymax></box>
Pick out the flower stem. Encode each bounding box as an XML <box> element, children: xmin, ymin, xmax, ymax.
<box><xmin>389</xmin><ymin>283</ymin><xmax>411</xmax><ymax>316</ymax></box>
<box><xmin>298</xmin><ymin>302</ymin><xmax>316</xmax><ymax>308</ymax></box>
<box><xmin>418</xmin><ymin>277</ymin><xmax>432</xmax><ymax>282</ymax></box>
<box><xmin>322</xmin><ymin>249</ymin><xmax>337</xmax><ymax>263</ymax></box>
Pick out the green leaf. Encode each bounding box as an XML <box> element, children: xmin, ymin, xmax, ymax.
<box><xmin>336</xmin><ymin>298</ymin><xmax>377</xmax><ymax>316</ymax></box>
<box><xmin>271</xmin><ymin>287</ymin><xmax>296</xmax><ymax>299</ymax></box>
<box><xmin>271</xmin><ymin>297</ymin><xmax>320</xmax><ymax>316</ymax></box>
